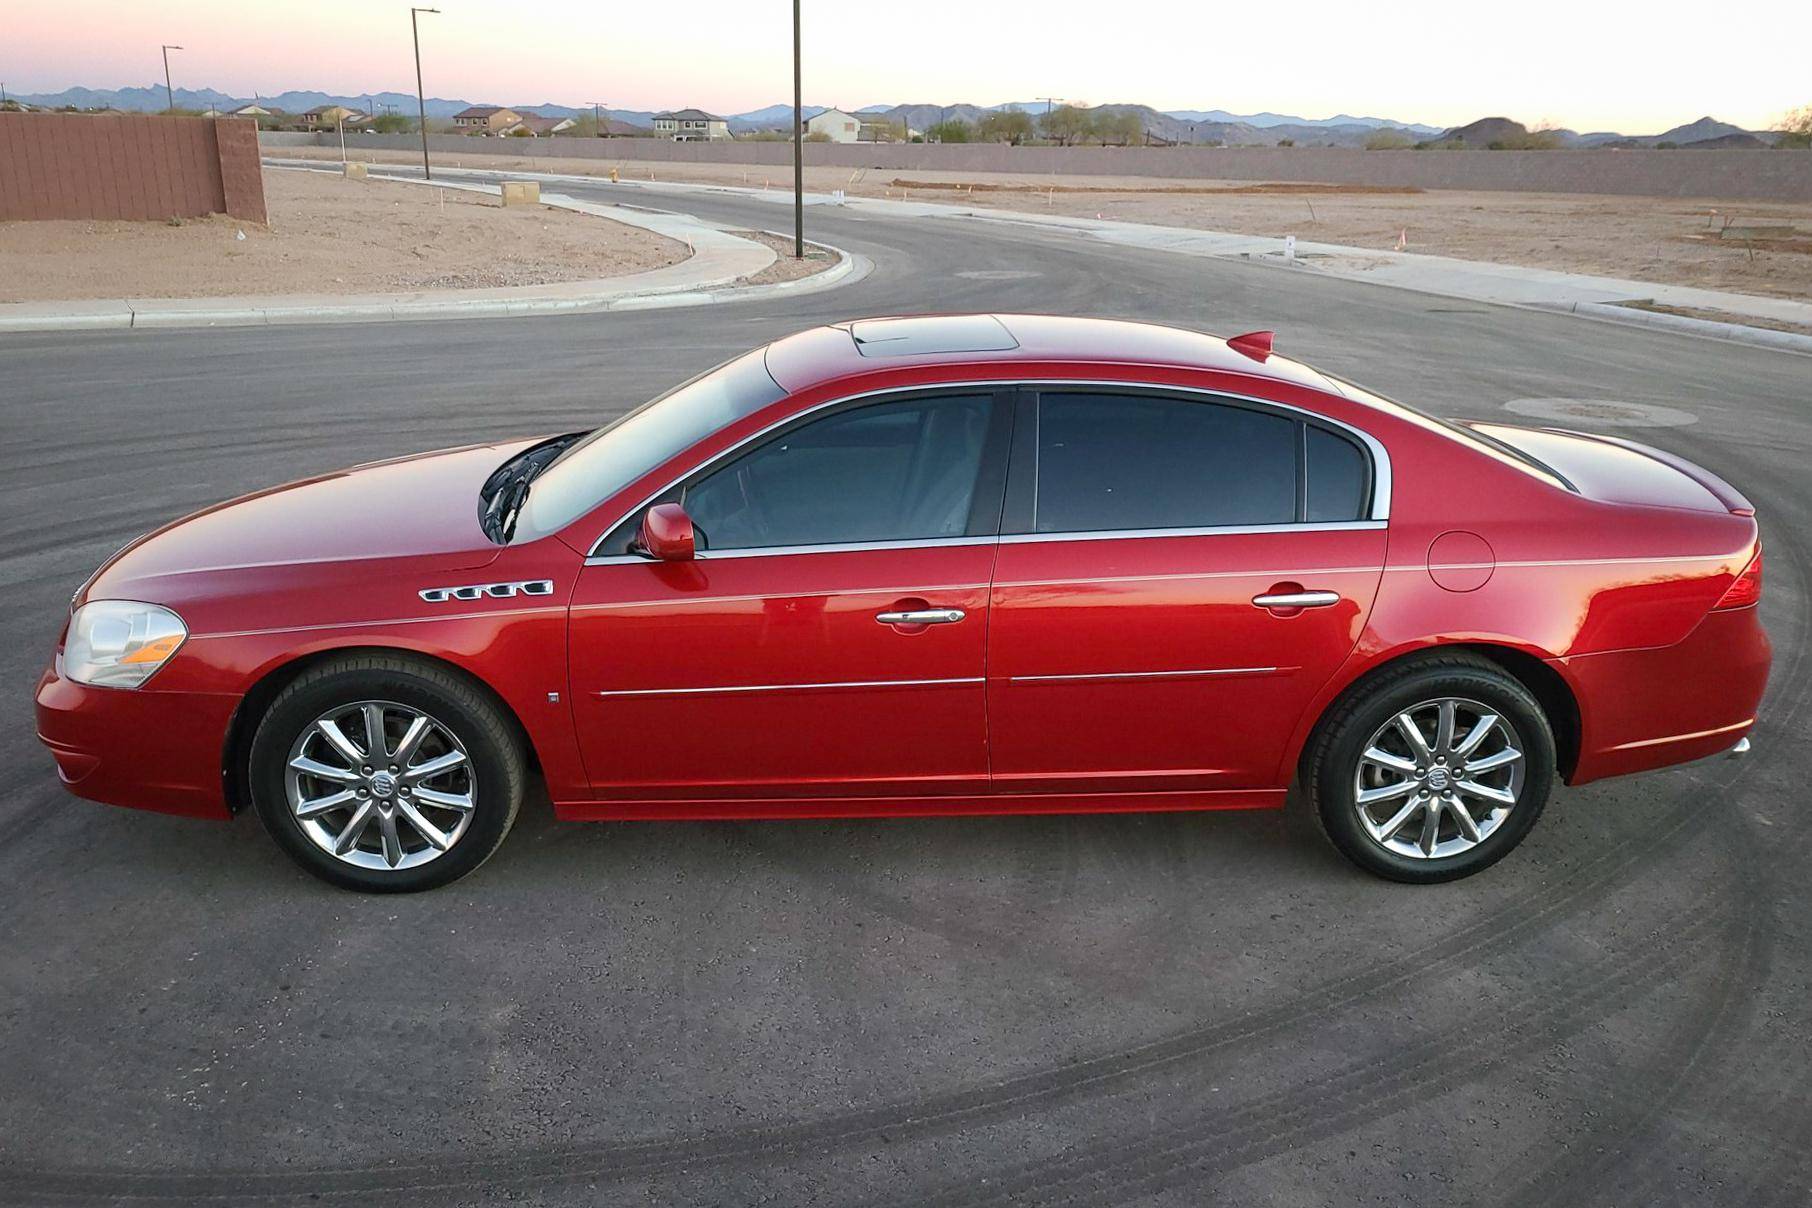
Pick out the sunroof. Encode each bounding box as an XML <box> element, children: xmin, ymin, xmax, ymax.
<box><xmin>848</xmin><ymin>315</ymin><xmax>1019</xmax><ymax>358</ymax></box>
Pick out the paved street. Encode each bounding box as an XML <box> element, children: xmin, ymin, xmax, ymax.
<box><xmin>1</xmin><ymin>178</ymin><xmax>1808</xmax><ymax>1205</ymax></box>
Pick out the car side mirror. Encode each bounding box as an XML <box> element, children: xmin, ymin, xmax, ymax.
<box><xmin>636</xmin><ymin>503</ymin><xmax>696</xmax><ymax>561</ymax></box>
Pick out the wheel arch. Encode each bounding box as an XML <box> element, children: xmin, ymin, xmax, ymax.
<box><xmin>221</xmin><ymin>645</ymin><xmax>538</xmax><ymax>814</ymax></box>
<box><xmin>1292</xmin><ymin>642</ymin><xmax>1582</xmax><ymax>785</ymax></box>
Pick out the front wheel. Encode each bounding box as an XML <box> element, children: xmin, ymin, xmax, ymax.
<box><xmin>1306</xmin><ymin>656</ymin><xmax>1556</xmax><ymax>883</ymax></box>
<box><xmin>249</xmin><ymin>655</ymin><xmax>526</xmax><ymax>893</ymax></box>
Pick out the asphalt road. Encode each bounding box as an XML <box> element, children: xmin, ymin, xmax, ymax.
<box><xmin>1</xmin><ymin>173</ymin><xmax>1809</xmax><ymax>1207</ymax></box>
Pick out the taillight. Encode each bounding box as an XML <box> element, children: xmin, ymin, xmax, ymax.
<box><xmin>1714</xmin><ymin>546</ymin><xmax>1762</xmax><ymax>611</ymax></box>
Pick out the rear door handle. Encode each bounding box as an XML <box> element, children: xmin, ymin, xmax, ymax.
<box><xmin>1251</xmin><ymin>591</ymin><xmax>1341</xmax><ymax>609</ymax></box>
<box><xmin>876</xmin><ymin>608</ymin><xmax>966</xmax><ymax>626</ymax></box>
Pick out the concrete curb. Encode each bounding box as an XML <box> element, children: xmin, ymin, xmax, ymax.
<box><xmin>0</xmin><ymin>169</ymin><xmax>864</xmax><ymax>333</ymax></box>
<box><xmin>937</xmin><ymin>206</ymin><xmax>1812</xmax><ymax>356</ymax></box>
<box><xmin>431</xmin><ymin>165</ymin><xmax>1808</xmax><ymax>358</ymax></box>
<box><xmin>267</xmin><ymin>158</ymin><xmax>1810</xmax><ymax>356</ymax></box>
<box><xmin>1536</xmin><ymin>300</ymin><xmax>1812</xmax><ymax>356</ymax></box>
<box><xmin>598</xmin><ymin>175</ymin><xmax>1812</xmax><ymax>357</ymax></box>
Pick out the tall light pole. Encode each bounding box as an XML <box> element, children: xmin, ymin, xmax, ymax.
<box><xmin>161</xmin><ymin>45</ymin><xmax>183</xmax><ymax>113</ymax></box>
<box><xmin>791</xmin><ymin>0</ymin><xmax>803</xmax><ymax>259</ymax></box>
<box><xmin>410</xmin><ymin>7</ymin><xmax>439</xmax><ymax>180</ymax></box>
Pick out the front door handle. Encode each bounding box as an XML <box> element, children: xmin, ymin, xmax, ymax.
<box><xmin>876</xmin><ymin>608</ymin><xmax>966</xmax><ymax>626</ymax></box>
<box><xmin>1251</xmin><ymin>590</ymin><xmax>1341</xmax><ymax>609</ymax></box>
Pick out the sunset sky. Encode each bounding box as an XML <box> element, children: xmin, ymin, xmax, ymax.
<box><xmin>10</xmin><ymin>0</ymin><xmax>1809</xmax><ymax>133</ymax></box>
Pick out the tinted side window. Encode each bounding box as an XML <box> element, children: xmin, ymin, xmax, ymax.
<box><xmin>682</xmin><ymin>396</ymin><xmax>994</xmax><ymax>551</ymax></box>
<box><xmin>1305</xmin><ymin>426</ymin><xmax>1370</xmax><ymax>522</ymax></box>
<box><xmin>1034</xmin><ymin>393</ymin><xmax>1298</xmax><ymax>532</ymax></box>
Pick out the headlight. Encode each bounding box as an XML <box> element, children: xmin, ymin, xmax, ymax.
<box><xmin>63</xmin><ymin>600</ymin><xmax>188</xmax><ymax>688</ymax></box>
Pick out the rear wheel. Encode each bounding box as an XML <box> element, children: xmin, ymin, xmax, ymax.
<box><xmin>249</xmin><ymin>655</ymin><xmax>525</xmax><ymax>892</ymax></box>
<box><xmin>1307</xmin><ymin>656</ymin><xmax>1555</xmax><ymax>883</ymax></box>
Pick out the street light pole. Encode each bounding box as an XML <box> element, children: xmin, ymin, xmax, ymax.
<box><xmin>410</xmin><ymin>7</ymin><xmax>439</xmax><ymax>181</ymax></box>
<box><xmin>161</xmin><ymin>45</ymin><xmax>183</xmax><ymax>113</ymax></box>
<box><xmin>792</xmin><ymin>0</ymin><xmax>803</xmax><ymax>259</ymax></box>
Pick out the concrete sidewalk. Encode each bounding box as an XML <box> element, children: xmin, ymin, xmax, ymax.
<box><xmin>904</xmin><ymin>202</ymin><xmax>1812</xmax><ymax>355</ymax></box>
<box><xmin>0</xmin><ymin>170</ymin><xmax>865</xmax><ymax>332</ymax></box>
<box><xmin>391</xmin><ymin>161</ymin><xmax>1812</xmax><ymax>353</ymax></box>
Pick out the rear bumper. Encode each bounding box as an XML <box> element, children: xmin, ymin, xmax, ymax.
<box><xmin>35</xmin><ymin>668</ymin><xmax>238</xmax><ymax>819</ymax></box>
<box><xmin>1564</xmin><ymin>605</ymin><xmax>1771</xmax><ymax>784</ymax></box>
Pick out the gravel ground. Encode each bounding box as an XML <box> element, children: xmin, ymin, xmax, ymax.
<box><xmin>0</xmin><ymin>167</ymin><xmax>689</xmax><ymax>302</ymax></box>
<box><xmin>275</xmin><ymin>146</ymin><xmax>1812</xmax><ymax>302</ymax></box>
<box><xmin>731</xmin><ymin>230</ymin><xmax>839</xmax><ymax>285</ymax></box>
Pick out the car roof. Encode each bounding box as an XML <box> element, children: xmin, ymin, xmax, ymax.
<box><xmin>762</xmin><ymin>314</ymin><xmax>1338</xmax><ymax>395</ymax></box>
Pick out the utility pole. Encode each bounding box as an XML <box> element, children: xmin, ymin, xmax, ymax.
<box><xmin>162</xmin><ymin>45</ymin><xmax>183</xmax><ymax>113</ymax></box>
<box><xmin>791</xmin><ymin>0</ymin><xmax>803</xmax><ymax>259</ymax></box>
<box><xmin>411</xmin><ymin>8</ymin><xmax>439</xmax><ymax>180</ymax></box>
<box><xmin>589</xmin><ymin>100</ymin><xmax>608</xmax><ymax>138</ymax></box>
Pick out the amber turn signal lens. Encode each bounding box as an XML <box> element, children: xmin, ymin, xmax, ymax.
<box><xmin>119</xmin><ymin>634</ymin><xmax>185</xmax><ymax>665</ymax></box>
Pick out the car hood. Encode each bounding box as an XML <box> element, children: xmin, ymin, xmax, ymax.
<box><xmin>82</xmin><ymin>438</ymin><xmax>541</xmax><ymax>606</ymax></box>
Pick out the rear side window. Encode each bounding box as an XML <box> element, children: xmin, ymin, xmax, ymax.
<box><xmin>1027</xmin><ymin>391</ymin><xmax>1374</xmax><ymax>533</ymax></box>
<box><xmin>1033</xmin><ymin>393</ymin><xmax>1298</xmax><ymax>532</ymax></box>
<box><xmin>1304</xmin><ymin>425</ymin><xmax>1369</xmax><ymax>522</ymax></box>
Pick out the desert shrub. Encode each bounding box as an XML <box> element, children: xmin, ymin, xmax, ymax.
<box><xmin>1364</xmin><ymin>129</ymin><xmax>1415</xmax><ymax>150</ymax></box>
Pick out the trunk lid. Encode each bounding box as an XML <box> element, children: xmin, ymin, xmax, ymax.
<box><xmin>1465</xmin><ymin>422</ymin><xmax>1753</xmax><ymax>514</ymax></box>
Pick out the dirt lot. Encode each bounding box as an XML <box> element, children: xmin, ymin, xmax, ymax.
<box><xmin>0</xmin><ymin>166</ymin><xmax>689</xmax><ymax>302</ymax></box>
<box><xmin>277</xmin><ymin>146</ymin><xmax>1812</xmax><ymax>302</ymax></box>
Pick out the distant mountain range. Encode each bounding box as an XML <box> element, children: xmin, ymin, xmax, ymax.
<box><xmin>9</xmin><ymin>86</ymin><xmax>1783</xmax><ymax>149</ymax></box>
<box><xmin>1435</xmin><ymin>114</ymin><xmax>1779</xmax><ymax>150</ymax></box>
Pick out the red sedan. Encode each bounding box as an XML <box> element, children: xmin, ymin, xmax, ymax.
<box><xmin>36</xmin><ymin>315</ymin><xmax>1769</xmax><ymax>892</ymax></box>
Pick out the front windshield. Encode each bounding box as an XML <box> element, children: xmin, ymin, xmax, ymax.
<box><xmin>512</xmin><ymin>350</ymin><xmax>786</xmax><ymax>544</ymax></box>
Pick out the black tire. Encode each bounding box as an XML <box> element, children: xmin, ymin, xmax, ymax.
<box><xmin>1305</xmin><ymin>654</ymin><xmax>1556</xmax><ymax>883</ymax></box>
<box><xmin>249</xmin><ymin>654</ymin><xmax>526</xmax><ymax>893</ymax></box>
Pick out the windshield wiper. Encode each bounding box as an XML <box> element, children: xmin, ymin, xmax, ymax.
<box><xmin>479</xmin><ymin>432</ymin><xmax>586</xmax><ymax>543</ymax></box>
<box><xmin>496</xmin><ymin>475</ymin><xmax>539</xmax><ymax>543</ymax></box>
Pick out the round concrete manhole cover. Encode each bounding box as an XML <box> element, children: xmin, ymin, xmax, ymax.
<box><xmin>1502</xmin><ymin>398</ymin><xmax>1698</xmax><ymax>428</ymax></box>
<box><xmin>955</xmin><ymin>270</ymin><xmax>1042</xmax><ymax>281</ymax></box>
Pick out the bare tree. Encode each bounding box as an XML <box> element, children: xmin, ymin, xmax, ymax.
<box><xmin>1779</xmin><ymin>105</ymin><xmax>1812</xmax><ymax>148</ymax></box>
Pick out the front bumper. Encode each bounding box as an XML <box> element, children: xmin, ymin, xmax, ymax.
<box><xmin>35</xmin><ymin>668</ymin><xmax>238</xmax><ymax>819</ymax></box>
<box><xmin>1564</xmin><ymin>605</ymin><xmax>1771</xmax><ymax>784</ymax></box>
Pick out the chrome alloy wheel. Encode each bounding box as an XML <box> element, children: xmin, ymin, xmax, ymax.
<box><xmin>1352</xmin><ymin>697</ymin><xmax>1525</xmax><ymax>860</ymax></box>
<box><xmin>285</xmin><ymin>700</ymin><xmax>476</xmax><ymax>871</ymax></box>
